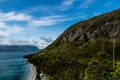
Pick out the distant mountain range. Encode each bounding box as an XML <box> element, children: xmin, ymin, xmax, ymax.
<box><xmin>0</xmin><ymin>45</ymin><xmax>39</xmax><ymax>52</ymax></box>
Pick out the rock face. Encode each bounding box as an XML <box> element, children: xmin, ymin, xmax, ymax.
<box><xmin>47</xmin><ymin>9</ymin><xmax>120</xmax><ymax>49</ymax></box>
<box><xmin>0</xmin><ymin>45</ymin><xmax>39</xmax><ymax>52</ymax></box>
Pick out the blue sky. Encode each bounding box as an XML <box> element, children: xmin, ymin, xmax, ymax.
<box><xmin>0</xmin><ymin>0</ymin><xmax>120</xmax><ymax>48</ymax></box>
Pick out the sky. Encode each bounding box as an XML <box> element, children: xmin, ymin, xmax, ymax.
<box><xmin>0</xmin><ymin>0</ymin><xmax>120</xmax><ymax>48</ymax></box>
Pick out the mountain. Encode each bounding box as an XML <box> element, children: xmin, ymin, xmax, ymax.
<box><xmin>46</xmin><ymin>8</ymin><xmax>120</xmax><ymax>50</ymax></box>
<box><xmin>26</xmin><ymin>9</ymin><xmax>120</xmax><ymax>80</ymax></box>
<box><xmin>0</xmin><ymin>45</ymin><xmax>39</xmax><ymax>52</ymax></box>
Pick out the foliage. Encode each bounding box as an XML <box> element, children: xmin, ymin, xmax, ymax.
<box><xmin>25</xmin><ymin>8</ymin><xmax>120</xmax><ymax>80</ymax></box>
<box><xmin>111</xmin><ymin>62</ymin><xmax>120</xmax><ymax>79</ymax></box>
<box><xmin>25</xmin><ymin>39</ymin><xmax>120</xmax><ymax>80</ymax></box>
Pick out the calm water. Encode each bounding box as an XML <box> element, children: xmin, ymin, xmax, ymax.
<box><xmin>0</xmin><ymin>52</ymin><xmax>32</xmax><ymax>80</ymax></box>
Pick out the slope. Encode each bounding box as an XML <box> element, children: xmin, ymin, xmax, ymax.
<box><xmin>26</xmin><ymin>8</ymin><xmax>120</xmax><ymax>80</ymax></box>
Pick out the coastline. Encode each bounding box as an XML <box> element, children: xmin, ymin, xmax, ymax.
<box><xmin>28</xmin><ymin>63</ymin><xmax>37</xmax><ymax>80</ymax></box>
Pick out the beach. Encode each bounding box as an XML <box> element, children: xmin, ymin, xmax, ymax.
<box><xmin>28</xmin><ymin>64</ymin><xmax>37</xmax><ymax>80</ymax></box>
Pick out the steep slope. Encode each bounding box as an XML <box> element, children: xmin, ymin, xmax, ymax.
<box><xmin>0</xmin><ymin>45</ymin><xmax>39</xmax><ymax>52</ymax></box>
<box><xmin>26</xmin><ymin>8</ymin><xmax>120</xmax><ymax>80</ymax></box>
<box><xmin>46</xmin><ymin>8</ymin><xmax>120</xmax><ymax>50</ymax></box>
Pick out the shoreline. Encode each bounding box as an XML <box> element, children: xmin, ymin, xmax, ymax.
<box><xmin>28</xmin><ymin>63</ymin><xmax>37</xmax><ymax>80</ymax></box>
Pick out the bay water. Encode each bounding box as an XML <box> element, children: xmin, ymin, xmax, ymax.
<box><xmin>0</xmin><ymin>52</ymin><xmax>33</xmax><ymax>80</ymax></box>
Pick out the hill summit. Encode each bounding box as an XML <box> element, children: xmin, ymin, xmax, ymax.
<box><xmin>47</xmin><ymin>8</ymin><xmax>120</xmax><ymax>49</ymax></box>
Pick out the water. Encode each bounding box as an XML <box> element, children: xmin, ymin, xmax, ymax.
<box><xmin>0</xmin><ymin>52</ymin><xmax>33</xmax><ymax>80</ymax></box>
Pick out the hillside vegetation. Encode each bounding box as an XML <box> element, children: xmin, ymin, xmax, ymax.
<box><xmin>25</xmin><ymin>8</ymin><xmax>120</xmax><ymax>80</ymax></box>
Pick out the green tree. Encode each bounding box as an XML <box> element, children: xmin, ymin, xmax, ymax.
<box><xmin>111</xmin><ymin>62</ymin><xmax>120</xmax><ymax>79</ymax></box>
<box><xmin>84</xmin><ymin>50</ymin><xmax>112</xmax><ymax>80</ymax></box>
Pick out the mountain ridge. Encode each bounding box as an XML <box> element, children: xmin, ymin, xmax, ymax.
<box><xmin>0</xmin><ymin>45</ymin><xmax>39</xmax><ymax>52</ymax></box>
<box><xmin>46</xmin><ymin>8</ymin><xmax>120</xmax><ymax>50</ymax></box>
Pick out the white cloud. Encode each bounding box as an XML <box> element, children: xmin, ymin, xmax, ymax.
<box><xmin>0</xmin><ymin>6</ymin><xmax>83</xmax><ymax>48</ymax></box>
<box><xmin>40</xmin><ymin>37</ymin><xmax>53</xmax><ymax>43</ymax></box>
<box><xmin>80</xmin><ymin>0</ymin><xmax>95</xmax><ymax>8</ymax></box>
<box><xmin>25</xmin><ymin>5</ymin><xmax>50</xmax><ymax>13</ymax></box>
<box><xmin>5</xmin><ymin>25</ymin><xmax>23</xmax><ymax>34</ymax></box>
<box><xmin>70</xmin><ymin>12</ymin><xmax>87</xmax><ymax>19</ymax></box>
<box><xmin>28</xmin><ymin>15</ymin><xmax>69</xmax><ymax>27</ymax></box>
<box><xmin>0</xmin><ymin>22</ymin><xmax>23</xmax><ymax>37</ymax></box>
<box><xmin>0</xmin><ymin>11</ymin><xmax>31</xmax><ymax>38</ymax></box>
<box><xmin>25</xmin><ymin>0</ymin><xmax>78</xmax><ymax>13</ymax></box>
<box><xmin>94</xmin><ymin>12</ymin><xmax>101</xmax><ymax>16</ymax></box>
<box><xmin>0</xmin><ymin>36</ymin><xmax>54</xmax><ymax>49</ymax></box>
<box><xmin>0</xmin><ymin>39</ymin><xmax>35</xmax><ymax>46</ymax></box>
<box><xmin>59</xmin><ymin>0</ymin><xmax>76</xmax><ymax>11</ymax></box>
<box><xmin>0</xmin><ymin>22</ymin><xmax>9</xmax><ymax>28</ymax></box>
<box><xmin>105</xmin><ymin>2</ymin><xmax>113</xmax><ymax>7</ymax></box>
<box><xmin>0</xmin><ymin>11</ymin><xmax>73</xmax><ymax>43</ymax></box>
<box><xmin>0</xmin><ymin>11</ymin><xmax>32</xmax><ymax>22</ymax></box>
<box><xmin>0</xmin><ymin>31</ymin><xmax>9</xmax><ymax>37</ymax></box>
<box><xmin>28</xmin><ymin>19</ymin><xmax>56</xmax><ymax>27</ymax></box>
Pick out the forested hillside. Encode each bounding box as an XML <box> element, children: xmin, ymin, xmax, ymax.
<box><xmin>25</xmin><ymin>8</ymin><xmax>120</xmax><ymax>80</ymax></box>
